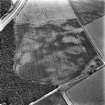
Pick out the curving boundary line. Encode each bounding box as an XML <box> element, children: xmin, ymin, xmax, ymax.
<box><xmin>0</xmin><ymin>0</ymin><xmax>28</xmax><ymax>32</ymax></box>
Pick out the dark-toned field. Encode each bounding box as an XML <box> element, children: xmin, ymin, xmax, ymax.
<box><xmin>70</xmin><ymin>0</ymin><xmax>105</xmax><ymax>25</ymax></box>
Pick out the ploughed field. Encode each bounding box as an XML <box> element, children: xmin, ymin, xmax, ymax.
<box><xmin>0</xmin><ymin>0</ymin><xmax>104</xmax><ymax>105</ymax></box>
<box><xmin>14</xmin><ymin>19</ymin><xmax>102</xmax><ymax>85</ymax></box>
